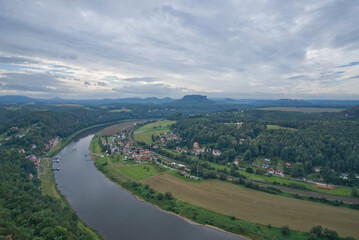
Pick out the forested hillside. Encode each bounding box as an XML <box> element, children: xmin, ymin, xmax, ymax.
<box><xmin>0</xmin><ymin>150</ymin><xmax>96</xmax><ymax>239</ymax></box>
<box><xmin>171</xmin><ymin>108</ymin><xmax>359</xmax><ymax>185</ymax></box>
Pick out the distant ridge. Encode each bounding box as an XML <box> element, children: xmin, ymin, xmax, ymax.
<box><xmin>174</xmin><ymin>95</ymin><xmax>213</xmax><ymax>104</ymax></box>
<box><xmin>0</xmin><ymin>95</ymin><xmax>175</xmax><ymax>105</ymax></box>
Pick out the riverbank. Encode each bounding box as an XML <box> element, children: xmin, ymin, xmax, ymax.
<box><xmin>39</xmin><ymin>123</ymin><xmax>123</xmax><ymax>240</ymax></box>
<box><xmin>90</xmin><ymin>129</ymin><xmax>311</xmax><ymax>240</ymax></box>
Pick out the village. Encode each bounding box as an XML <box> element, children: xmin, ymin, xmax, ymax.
<box><xmin>0</xmin><ymin>124</ymin><xmax>62</xmax><ymax>169</ymax></box>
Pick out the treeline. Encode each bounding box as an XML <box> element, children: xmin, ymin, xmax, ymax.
<box><xmin>171</xmin><ymin>109</ymin><xmax>359</xmax><ymax>185</ymax></box>
<box><xmin>0</xmin><ymin>150</ymin><xmax>97</xmax><ymax>239</ymax></box>
<box><xmin>0</xmin><ymin>104</ymin><xmax>170</xmax><ymax>155</ymax></box>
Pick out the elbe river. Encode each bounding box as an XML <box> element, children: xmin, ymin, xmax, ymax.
<box><xmin>53</xmin><ymin>128</ymin><xmax>244</xmax><ymax>240</ymax></box>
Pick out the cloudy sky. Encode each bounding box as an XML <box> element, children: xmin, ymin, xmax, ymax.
<box><xmin>0</xmin><ymin>0</ymin><xmax>359</xmax><ymax>99</ymax></box>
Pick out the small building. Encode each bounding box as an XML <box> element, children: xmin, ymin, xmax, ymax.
<box><xmin>212</xmin><ymin>149</ymin><xmax>222</xmax><ymax>156</ymax></box>
<box><xmin>340</xmin><ymin>173</ymin><xmax>349</xmax><ymax>180</ymax></box>
<box><xmin>314</xmin><ymin>167</ymin><xmax>321</xmax><ymax>173</ymax></box>
<box><xmin>285</xmin><ymin>163</ymin><xmax>292</xmax><ymax>168</ymax></box>
<box><xmin>275</xmin><ymin>170</ymin><xmax>284</xmax><ymax>177</ymax></box>
<box><xmin>268</xmin><ymin>168</ymin><xmax>274</xmax><ymax>174</ymax></box>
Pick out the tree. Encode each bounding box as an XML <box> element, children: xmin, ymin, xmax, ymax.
<box><xmin>307</xmin><ymin>233</ymin><xmax>319</xmax><ymax>240</ymax></box>
<box><xmin>244</xmin><ymin>150</ymin><xmax>251</xmax><ymax>161</ymax></box>
<box><xmin>255</xmin><ymin>168</ymin><xmax>266</xmax><ymax>175</ymax></box>
<box><xmin>292</xmin><ymin>163</ymin><xmax>305</xmax><ymax>177</ymax></box>
<box><xmin>323</xmin><ymin>228</ymin><xmax>338</xmax><ymax>240</ymax></box>
<box><xmin>157</xmin><ymin>193</ymin><xmax>164</xmax><ymax>200</ymax></box>
<box><xmin>310</xmin><ymin>225</ymin><xmax>323</xmax><ymax>238</ymax></box>
<box><xmin>165</xmin><ymin>192</ymin><xmax>173</xmax><ymax>200</ymax></box>
<box><xmin>351</xmin><ymin>187</ymin><xmax>358</xmax><ymax>197</ymax></box>
<box><xmin>219</xmin><ymin>173</ymin><xmax>227</xmax><ymax>181</ymax></box>
<box><xmin>281</xmin><ymin>225</ymin><xmax>290</xmax><ymax>235</ymax></box>
<box><xmin>322</xmin><ymin>166</ymin><xmax>337</xmax><ymax>183</ymax></box>
<box><xmin>246</xmin><ymin>167</ymin><xmax>254</xmax><ymax>173</ymax></box>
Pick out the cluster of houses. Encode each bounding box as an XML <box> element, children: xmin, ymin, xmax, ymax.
<box><xmin>25</xmin><ymin>154</ymin><xmax>38</xmax><ymax>166</ymax></box>
<box><xmin>115</xmin><ymin>137</ymin><xmax>154</xmax><ymax>163</ymax></box>
<box><xmin>192</xmin><ymin>142</ymin><xmax>223</xmax><ymax>157</ymax></box>
<box><xmin>45</xmin><ymin>136</ymin><xmax>59</xmax><ymax>151</ymax></box>
<box><xmin>193</xmin><ymin>142</ymin><xmax>206</xmax><ymax>155</ymax></box>
<box><xmin>170</xmin><ymin>162</ymin><xmax>200</xmax><ymax>180</ymax></box>
<box><xmin>3</xmin><ymin>126</ymin><xmax>27</xmax><ymax>141</ymax></box>
<box><xmin>154</xmin><ymin>131</ymin><xmax>180</xmax><ymax>148</ymax></box>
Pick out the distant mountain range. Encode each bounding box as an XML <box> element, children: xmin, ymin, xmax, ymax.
<box><xmin>1</xmin><ymin>95</ymin><xmax>359</xmax><ymax>108</ymax></box>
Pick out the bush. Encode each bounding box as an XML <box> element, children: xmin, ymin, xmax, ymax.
<box><xmin>310</xmin><ymin>225</ymin><xmax>323</xmax><ymax>237</ymax></box>
<box><xmin>323</xmin><ymin>228</ymin><xmax>338</xmax><ymax>240</ymax></box>
<box><xmin>246</xmin><ymin>167</ymin><xmax>254</xmax><ymax>173</ymax></box>
<box><xmin>307</xmin><ymin>233</ymin><xmax>319</xmax><ymax>240</ymax></box>
<box><xmin>165</xmin><ymin>191</ymin><xmax>173</xmax><ymax>200</ymax></box>
<box><xmin>281</xmin><ymin>225</ymin><xmax>290</xmax><ymax>236</ymax></box>
<box><xmin>144</xmin><ymin>184</ymin><xmax>149</xmax><ymax>189</ymax></box>
<box><xmin>157</xmin><ymin>193</ymin><xmax>164</xmax><ymax>200</ymax></box>
<box><xmin>219</xmin><ymin>173</ymin><xmax>227</xmax><ymax>181</ymax></box>
<box><xmin>131</xmin><ymin>181</ymin><xmax>138</xmax><ymax>187</ymax></box>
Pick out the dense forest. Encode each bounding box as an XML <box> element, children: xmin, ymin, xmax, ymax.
<box><xmin>0</xmin><ymin>150</ymin><xmax>96</xmax><ymax>240</ymax></box>
<box><xmin>170</xmin><ymin>108</ymin><xmax>359</xmax><ymax>185</ymax></box>
<box><xmin>0</xmin><ymin>104</ymin><xmax>172</xmax><ymax>155</ymax></box>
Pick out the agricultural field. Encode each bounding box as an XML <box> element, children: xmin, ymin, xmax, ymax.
<box><xmin>100</xmin><ymin>120</ymin><xmax>145</xmax><ymax>136</ymax></box>
<box><xmin>109</xmin><ymin>108</ymin><xmax>133</xmax><ymax>113</ymax></box>
<box><xmin>266</xmin><ymin>124</ymin><xmax>297</xmax><ymax>131</ymax></box>
<box><xmin>142</xmin><ymin>173</ymin><xmax>359</xmax><ymax>238</ymax></box>
<box><xmin>134</xmin><ymin>120</ymin><xmax>175</xmax><ymax>144</ymax></box>
<box><xmin>257</xmin><ymin>107</ymin><xmax>344</xmax><ymax>113</ymax></box>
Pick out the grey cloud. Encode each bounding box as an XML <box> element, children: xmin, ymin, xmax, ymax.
<box><xmin>0</xmin><ymin>1</ymin><xmax>358</xmax><ymax>99</ymax></box>
<box><xmin>84</xmin><ymin>81</ymin><xmax>91</xmax><ymax>86</ymax></box>
<box><xmin>287</xmin><ymin>75</ymin><xmax>305</xmax><ymax>80</ymax></box>
<box><xmin>97</xmin><ymin>82</ymin><xmax>107</xmax><ymax>86</ymax></box>
<box><xmin>0</xmin><ymin>56</ymin><xmax>39</xmax><ymax>64</ymax></box>
<box><xmin>0</xmin><ymin>72</ymin><xmax>71</xmax><ymax>93</ymax></box>
<box><xmin>112</xmin><ymin>83</ymin><xmax>188</xmax><ymax>97</ymax></box>
<box><xmin>122</xmin><ymin>77</ymin><xmax>156</xmax><ymax>82</ymax></box>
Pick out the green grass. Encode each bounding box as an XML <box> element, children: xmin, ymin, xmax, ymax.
<box><xmin>134</xmin><ymin>120</ymin><xmax>175</xmax><ymax>144</ymax></box>
<box><xmin>109</xmin><ymin>108</ymin><xmax>133</xmax><ymax>113</ymax></box>
<box><xmin>267</xmin><ymin>124</ymin><xmax>297</xmax><ymax>131</ymax></box>
<box><xmin>118</xmin><ymin>163</ymin><xmax>166</xmax><ymax>181</ymax></box>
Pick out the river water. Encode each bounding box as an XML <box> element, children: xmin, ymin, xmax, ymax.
<box><xmin>53</xmin><ymin>129</ymin><xmax>244</xmax><ymax>240</ymax></box>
